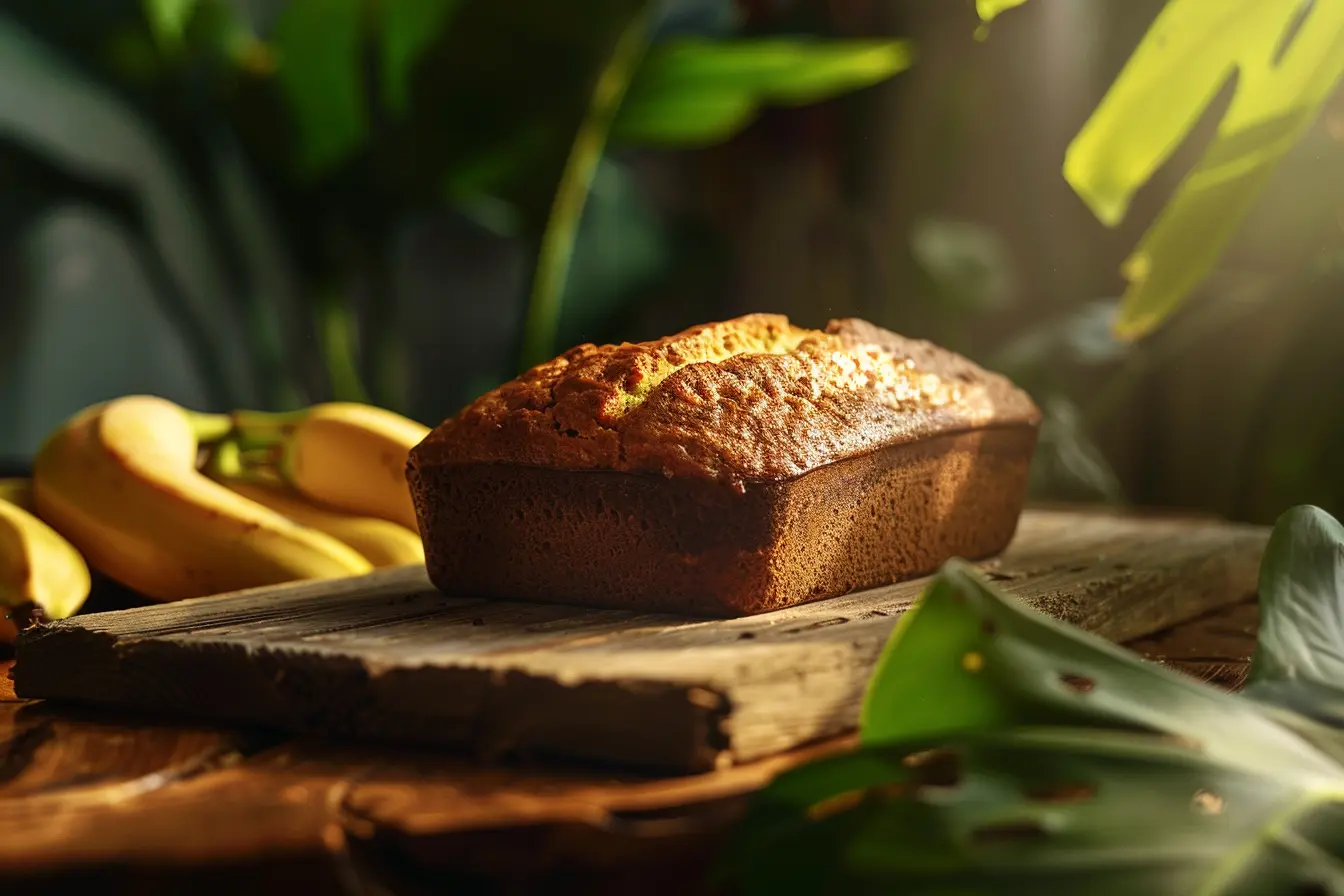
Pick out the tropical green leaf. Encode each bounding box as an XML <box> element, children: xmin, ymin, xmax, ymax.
<box><xmin>610</xmin><ymin>38</ymin><xmax>913</xmax><ymax>147</ymax></box>
<box><xmin>1250</xmin><ymin>505</ymin><xmax>1344</xmax><ymax>687</ymax></box>
<box><xmin>1242</xmin><ymin>505</ymin><xmax>1344</xmax><ymax>731</ymax></box>
<box><xmin>377</xmin><ymin>0</ymin><xmax>462</xmax><ymax>115</ymax></box>
<box><xmin>1062</xmin><ymin>0</ymin><xmax>1344</xmax><ymax>339</ymax></box>
<box><xmin>142</xmin><ymin>0</ymin><xmax>199</xmax><ymax>51</ymax></box>
<box><xmin>0</xmin><ymin>15</ymin><xmax>255</xmax><ymax>406</ymax></box>
<box><xmin>518</xmin><ymin>4</ymin><xmax>655</xmax><ymax>371</ymax></box>
<box><xmin>720</xmin><ymin>728</ymin><xmax>1344</xmax><ymax>895</ymax></box>
<box><xmin>271</xmin><ymin>0</ymin><xmax>368</xmax><ymax>177</ymax></box>
<box><xmin>606</xmin><ymin>87</ymin><xmax>755</xmax><ymax>146</ymax></box>
<box><xmin>858</xmin><ymin>560</ymin><xmax>1337</xmax><ymax>779</ymax></box>
<box><xmin>976</xmin><ymin>0</ymin><xmax>1030</xmax><ymax>23</ymax></box>
<box><xmin>720</xmin><ymin>554</ymin><xmax>1344</xmax><ymax>894</ymax></box>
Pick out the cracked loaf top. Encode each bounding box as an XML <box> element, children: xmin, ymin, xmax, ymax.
<box><xmin>413</xmin><ymin>314</ymin><xmax>1042</xmax><ymax>486</ymax></box>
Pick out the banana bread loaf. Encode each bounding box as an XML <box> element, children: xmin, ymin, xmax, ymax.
<box><xmin>407</xmin><ymin>314</ymin><xmax>1041</xmax><ymax>616</ymax></box>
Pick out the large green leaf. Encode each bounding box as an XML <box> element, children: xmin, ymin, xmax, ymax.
<box><xmin>720</xmin><ymin>728</ymin><xmax>1344</xmax><ymax>895</ymax></box>
<box><xmin>976</xmin><ymin>0</ymin><xmax>1030</xmax><ymax>22</ymax></box>
<box><xmin>271</xmin><ymin>0</ymin><xmax>368</xmax><ymax>177</ymax></box>
<box><xmin>719</xmin><ymin>554</ymin><xmax>1344</xmax><ymax>894</ymax></box>
<box><xmin>610</xmin><ymin>37</ymin><xmax>914</xmax><ymax>147</ymax></box>
<box><xmin>1244</xmin><ymin>505</ymin><xmax>1344</xmax><ymax>730</ymax></box>
<box><xmin>859</xmin><ymin>560</ymin><xmax>1337</xmax><ymax>776</ymax></box>
<box><xmin>0</xmin><ymin>15</ymin><xmax>256</xmax><ymax>407</ymax></box>
<box><xmin>1250</xmin><ymin>505</ymin><xmax>1344</xmax><ymax>687</ymax></box>
<box><xmin>1062</xmin><ymin>0</ymin><xmax>1344</xmax><ymax>339</ymax></box>
<box><xmin>377</xmin><ymin>0</ymin><xmax>462</xmax><ymax>116</ymax></box>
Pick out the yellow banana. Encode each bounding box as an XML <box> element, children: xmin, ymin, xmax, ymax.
<box><xmin>0</xmin><ymin>477</ymin><xmax>34</xmax><ymax>511</ymax></box>
<box><xmin>32</xmin><ymin>396</ymin><xmax>373</xmax><ymax>602</ymax></box>
<box><xmin>214</xmin><ymin>475</ymin><xmax>425</xmax><ymax>569</ymax></box>
<box><xmin>232</xmin><ymin>402</ymin><xmax>429</xmax><ymax>532</ymax></box>
<box><xmin>0</xmin><ymin>477</ymin><xmax>91</xmax><ymax>643</ymax></box>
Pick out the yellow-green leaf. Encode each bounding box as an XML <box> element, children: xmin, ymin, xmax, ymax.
<box><xmin>1063</xmin><ymin>0</ymin><xmax>1344</xmax><ymax>340</ymax></box>
<box><xmin>976</xmin><ymin>0</ymin><xmax>1029</xmax><ymax>23</ymax></box>
<box><xmin>611</xmin><ymin>38</ymin><xmax>914</xmax><ymax>147</ymax></box>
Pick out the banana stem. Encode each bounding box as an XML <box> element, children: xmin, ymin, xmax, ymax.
<box><xmin>229</xmin><ymin>408</ymin><xmax>308</xmax><ymax>450</ymax></box>
<box><xmin>205</xmin><ymin>438</ymin><xmax>246</xmax><ymax>479</ymax></box>
<box><xmin>203</xmin><ymin>437</ymin><xmax>284</xmax><ymax>484</ymax></box>
<box><xmin>187</xmin><ymin>411</ymin><xmax>236</xmax><ymax>445</ymax></box>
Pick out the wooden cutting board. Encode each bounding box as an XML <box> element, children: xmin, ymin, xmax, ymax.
<box><xmin>12</xmin><ymin>509</ymin><xmax>1267</xmax><ymax>774</ymax></box>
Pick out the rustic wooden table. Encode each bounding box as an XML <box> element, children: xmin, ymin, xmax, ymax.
<box><xmin>0</xmin><ymin>509</ymin><xmax>1263</xmax><ymax>895</ymax></box>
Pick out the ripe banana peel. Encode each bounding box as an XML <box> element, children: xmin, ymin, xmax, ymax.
<box><xmin>232</xmin><ymin>402</ymin><xmax>429</xmax><ymax>532</ymax></box>
<box><xmin>209</xmin><ymin>448</ymin><xmax>425</xmax><ymax>569</ymax></box>
<box><xmin>0</xmin><ymin>477</ymin><xmax>91</xmax><ymax>643</ymax></box>
<box><xmin>33</xmin><ymin>396</ymin><xmax>374</xmax><ymax>602</ymax></box>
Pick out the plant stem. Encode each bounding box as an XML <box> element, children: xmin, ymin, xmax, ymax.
<box><xmin>313</xmin><ymin>286</ymin><xmax>372</xmax><ymax>404</ymax></box>
<box><xmin>517</xmin><ymin>4</ymin><xmax>655</xmax><ymax>372</ymax></box>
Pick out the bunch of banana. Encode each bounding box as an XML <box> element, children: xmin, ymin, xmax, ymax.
<box><xmin>228</xmin><ymin>402</ymin><xmax>430</xmax><ymax>532</ymax></box>
<box><xmin>205</xmin><ymin>440</ymin><xmax>425</xmax><ymax>569</ymax></box>
<box><xmin>22</xmin><ymin>394</ymin><xmax>431</xmax><ymax>608</ymax></box>
<box><xmin>0</xmin><ymin>477</ymin><xmax>91</xmax><ymax>644</ymax></box>
<box><xmin>32</xmin><ymin>396</ymin><xmax>376</xmax><ymax>602</ymax></box>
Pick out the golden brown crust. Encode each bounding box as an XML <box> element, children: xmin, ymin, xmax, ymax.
<box><xmin>412</xmin><ymin>314</ymin><xmax>1041</xmax><ymax>485</ymax></box>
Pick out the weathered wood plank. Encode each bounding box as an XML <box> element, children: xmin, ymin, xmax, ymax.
<box><xmin>1129</xmin><ymin>599</ymin><xmax>1258</xmax><ymax>690</ymax></box>
<box><xmin>12</xmin><ymin>509</ymin><xmax>1268</xmax><ymax>772</ymax></box>
<box><xmin>0</xmin><ymin>593</ymin><xmax>1263</xmax><ymax>887</ymax></box>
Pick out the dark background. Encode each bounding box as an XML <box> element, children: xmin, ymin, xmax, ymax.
<box><xmin>1</xmin><ymin>0</ymin><xmax>1342</xmax><ymax>526</ymax></box>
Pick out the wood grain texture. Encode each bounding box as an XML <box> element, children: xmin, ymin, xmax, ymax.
<box><xmin>0</xmin><ymin>591</ymin><xmax>1263</xmax><ymax>890</ymax></box>
<box><xmin>1129</xmin><ymin>599</ymin><xmax>1259</xmax><ymax>690</ymax></box>
<box><xmin>12</xmin><ymin>509</ymin><xmax>1268</xmax><ymax>773</ymax></box>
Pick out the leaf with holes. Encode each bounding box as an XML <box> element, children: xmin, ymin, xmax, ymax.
<box><xmin>719</xmin><ymin>727</ymin><xmax>1344</xmax><ymax>895</ymax></box>
<box><xmin>718</xmin><ymin>557</ymin><xmax>1344</xmax><ymax>894</ymax></box>
<box><xmin>1062</xmin><ymin>0</ymin><xmax>1344</xmax><ymax>339</ymax></box>
<box><xmin>859</xmin><ymin>559</ymin><xmax>1335</xmax><ymax>779</ymax></box>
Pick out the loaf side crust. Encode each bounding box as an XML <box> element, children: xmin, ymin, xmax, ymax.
<box><xmin>410</xmin><ymin>424</ymin><xmax>1038</xmax><ymax>616</ymax></box>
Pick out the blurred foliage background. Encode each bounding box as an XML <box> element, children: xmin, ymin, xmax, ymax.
<box><xmin>0</xmin><ymin>0</ymin><xmax>1342</xmax><ymax>528</ymax></box>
